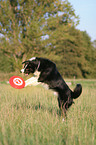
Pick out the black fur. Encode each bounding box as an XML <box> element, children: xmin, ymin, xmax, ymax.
<box><xmin>22</xmin><ymin>57</ymin><xmax>82</xmax><ymax>116</ymax></box>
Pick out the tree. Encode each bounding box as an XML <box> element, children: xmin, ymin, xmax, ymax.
<box><xmin>0</xmin><ymin>0</ymin><xmax>95</xmax><ymax>78</ymax></box>
<box><xmin>42</xmin><ymin>25</ymin><xmax>96</xmax><ymax>78</ymax></box>
<box><xmin>92</xmin><ymin>40</ymin><xmax>96</xmax><ymax>49</ymax></box>
<box><xmin>0</xmin><ymin>0</ymin><xmax>79</xmax><ymax>68</ymax></box>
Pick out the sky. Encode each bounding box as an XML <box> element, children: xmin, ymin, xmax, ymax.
<box><xmin>68</xmin><ymin>0</ymin><xmax>96</xmax><ymax>41</ymax></box>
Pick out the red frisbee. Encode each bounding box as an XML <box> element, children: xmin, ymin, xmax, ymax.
<box><xmin>9</xmin><ymin>76</ymin><xmax>25</xmax><ymax>89</ymax></box>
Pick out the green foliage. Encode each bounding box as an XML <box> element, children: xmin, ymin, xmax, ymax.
<box><xmin>0</xmin><ymin>80</ymin><xmax>96</xmax><ymax>145</ymax></box>
<box><xmin>43</xmin><ymin>27</ymin><xmax>96</xmax><ymax>78</ymax></box>
<box><xmin>0</xmin><ymin>52</ymin><xmax>15</xmax><ymax>73</ymax></box>
<box><xmin>0</xmin><ymin>0</ymin><xmax>96</xmax><ymax>78</ymax></box>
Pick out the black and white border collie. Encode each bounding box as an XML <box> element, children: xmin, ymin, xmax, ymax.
<box><xmin>21</xmin><ymin>57</ymin><xmax>82</xmax><ymax>116</ymax></box>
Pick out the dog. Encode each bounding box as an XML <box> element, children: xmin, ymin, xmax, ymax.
<box><xmin>21</xmin><ymin>57</ymin><xmax>82</xmax><ymax>116</ymax></box>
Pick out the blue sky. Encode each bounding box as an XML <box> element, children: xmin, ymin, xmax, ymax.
<box><xmin>68</xmin><ymin>0</ymin><xmax>96</xmax><ymax>41</ymax></box>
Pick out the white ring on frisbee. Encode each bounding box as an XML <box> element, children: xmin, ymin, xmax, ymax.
<box><xmin>13</xmin><ymin>78</ymin><xmax>23</xmax><ymax>86</ymax></box>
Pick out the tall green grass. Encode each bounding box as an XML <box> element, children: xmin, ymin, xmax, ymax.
<box><xmin>0</xmin><ymin>80</ymin><xmax>96</xmax><ymax>145</ymax></box>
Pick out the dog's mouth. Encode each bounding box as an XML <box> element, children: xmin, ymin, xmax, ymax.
<box><xmin>24</xmin><ymin>68</ymin><xmax>30</xmax><ymax>76</ymax></box>
<box><xmin>25</xmin><ymin>73</ymin><xmax>29</xmax><ymax>76</ymax></box>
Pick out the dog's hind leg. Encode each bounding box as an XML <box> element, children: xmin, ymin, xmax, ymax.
<box><xmin>57</xmin><ymin>96</ymin><xmax>61</xmax><ymax>109</ymax></box>
<box><xmin>57</xmin><ymin>96</ymin><xmax>67</xmax><ymax>118</ymax></box>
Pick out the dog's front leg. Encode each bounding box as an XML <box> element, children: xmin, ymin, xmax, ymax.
<box><xmin>25</xmin><ymin>77</ymin><xmax>40</xmax><ymax>87</ymax></box>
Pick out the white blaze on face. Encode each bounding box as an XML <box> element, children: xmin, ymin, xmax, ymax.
<box><xmin>29</xmin><ymin>57</ymin><xmax>36</xmax><ymax>61</ymax></box>
<box><xmin>21</xmin><ymin>64</ymin><xmax>28</xmax><ymax>73</ymax></box>
<box><xmin>21</xmin><ymin>57</ymin><xmax>36</xmax><ymax>74</ymax></box>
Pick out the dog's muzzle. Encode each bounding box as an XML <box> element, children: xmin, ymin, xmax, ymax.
<box><xmin>20</xmin><ymin>69</ymin><xmax>25</xmax><ymax>73</ymax></box>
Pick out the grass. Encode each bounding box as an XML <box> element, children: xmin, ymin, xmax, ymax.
<box><xmin>0</xmin><ymin>79</ymin><xmax>96</xmax><ymax>145</ymax></box>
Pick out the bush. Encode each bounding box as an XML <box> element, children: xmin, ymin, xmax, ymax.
<box><xmin>0</xmin><ymin>53</ymin><xmax>15</xmax><ymax>73</ymax></box>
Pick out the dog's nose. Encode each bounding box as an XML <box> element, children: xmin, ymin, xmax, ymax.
<box><xmin>20</xmin><ymin>69</ymin><xmax>24</xmax><ymax>73</ymax></box>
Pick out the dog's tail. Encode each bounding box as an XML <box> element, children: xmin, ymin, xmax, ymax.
<box><xmin>72</xmin><ymin>84</ymin><xmax>82</xmax><ymax>99</ymax></box>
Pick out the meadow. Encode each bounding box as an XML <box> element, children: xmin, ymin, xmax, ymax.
<box><xmin>0</xmin><ymin>79</ymin><xmax>96</xmax><ymax>145</ymax></box>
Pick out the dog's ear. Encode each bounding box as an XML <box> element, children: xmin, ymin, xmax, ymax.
<box><xmin>22</xmin><ymin>61</ymin><xmax>29</xmax><ymax>64</ymax></box>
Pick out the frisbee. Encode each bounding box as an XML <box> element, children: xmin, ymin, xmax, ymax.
<box><xmin>9</xmin><ymin>76</ymin><xmax>25</xmax><ymax>89</ymax></box>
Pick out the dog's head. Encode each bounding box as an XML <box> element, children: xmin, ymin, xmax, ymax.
<box><xmin>20</xmin><ymin>57</ymin><xmax>40</xmax><ymax>75</ymax></box>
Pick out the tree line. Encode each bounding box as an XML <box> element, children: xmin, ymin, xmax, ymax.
<box><xmin>0</xmin><ymin>0</ymin><xmax>96</xmax><ymax>78</ymax></box>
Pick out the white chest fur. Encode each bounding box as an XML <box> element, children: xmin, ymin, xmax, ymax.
<box><xmin>25</xmin><ymin>70</ymin><xmax>49</xmax><ymax>89</ymax></box>
<box><xmin>34</xmin><ymin>70</ymin><xmax>40</xmax><ymax>78</ymax></box>
<box><xmin>34</xmin><ymin>71</ymin><xmax>49</xmax><ymax>89</ymax></box>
